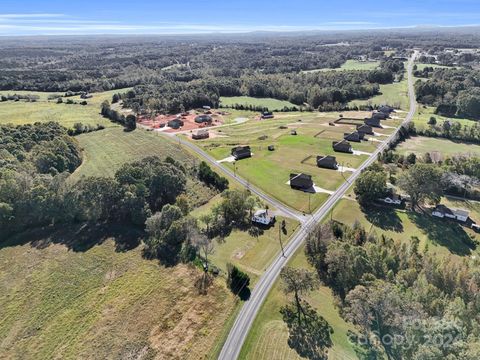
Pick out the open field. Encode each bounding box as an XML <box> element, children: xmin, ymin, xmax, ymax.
<box><xmin>303</xmin><ymin>59</ymin><xmax>380</xmax><ymax>73</ymax></box>
<box><xmin>414</xmin><ymin>106</ymin><xmax>478</xmax><ymax>128</ymax></box>
<box><xmin>239</xmin><ymin>247</ymin><xmax>357</xmax><ymax>360</ymax></box>
<box><xmin>0</xmin><ymin>227</ymin><xmax>236</xmax><ymax>360</ymax></box>
<box><xmin>414</xmin><ymin>63</ymin><xmax>456</xmax><ymax>71</ymax></box>
<box><xmin>72</xmin><ymin>127</ymin><xmax>194</xmax><ymax>179</ymax></box>
<box><xmin>220</xmin><ymin>96</ymin><xmax>297</xmax><ymax>111</ymax></box>
<box><xmin>332</xmin><ymin>199</ymin><xmax>478</xmax><ymax>257</ymax></box>
<box><xmin>349</xmin><ymin>78</ymin><xmax>409</xmax><ymax>110</ymax></box>
<box><xmin>188</xmin><ymin>112</ymin><xmax>394</xmax><ymax>213</ymax></box>
<box><xmin>396</xmin><ymin>136</ymin><xmax>480</xmax><ymax>157</ymax></box>
<box><xmin>0</xmin><ymin>89</ymin><xmax>130</xmax><ymax>128</ymax></box>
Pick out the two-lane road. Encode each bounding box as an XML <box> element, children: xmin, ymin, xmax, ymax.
<box><xmin>217</xmin><ymin>50</ymin><xmax>418</xmax><ymax>360</ymax></box>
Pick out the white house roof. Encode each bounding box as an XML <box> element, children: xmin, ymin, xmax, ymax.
<box><xmin>453</xmin><ymin>209</ymin><xmax>469</xmax><ymax>218</ymax></box>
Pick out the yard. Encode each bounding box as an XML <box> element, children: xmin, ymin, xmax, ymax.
<box><xmin>189</xmin><ymin>112</ymin><xmax>387</xmax><ymax>213</ymax></box>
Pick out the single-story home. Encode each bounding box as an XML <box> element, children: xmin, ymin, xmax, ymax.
<box><xmin>344</xmin><ymin>131</ymin><xmax>363</xmax><ymax>142</ymax></box>
<box><xmin>364</xmin><ymin>117</ymin><xmax>382</xmax><ymax>128</ymax></box>
<box><xmin>317</xmin><ymin>155</ymin><xmax>338</xmax><ymax>170</ymax></box>
<box><xmin>80</xmin><ymin>93</ymin><xmax>93</xmax><ymax>99</ymax></box>
<box><xmin>290</xmin><ymin>173</ymin><xmax>313</xmax><ymax>191</ymax></box>
<box><xmin>357</xmin><ymin>124</ymin><xmax>374</xmax><ymax>135</ymax></box>
<box><xmin>231</xmin><ymin>146</ymin><xmax>252</xmax><ymax>160</ymax></box>
<box><xmin>332</xmin><ymin>140</ymin><xmax>353</xmax><ymax>153</ymax></box>
<box><xmin>261</xmin><ymin>111</ymin><xmax>274</xmax><ymax>119</ymax></box>
<box><xmin>192</xmin><ymin>129</ymin><xmax>209</xmax><ymax>140</ymax></box>
<box><xmin>251</xmin><ymin>209</ymin><xmax>276</xmax><ymax>226</ymax></box>
<box><xmin>202</xmin><ymin>105</ymin><xmax>211</xmax><ymax>110</ymax></box>
<box><xmin>372</xmin><ymin>111</ymin><xmax>388</xmax><ymax>120</ymax></box>
<box><xmin>378</xmin><ymin>105</ymin><xmax>395</xmax><ymax>115</ymax></box>
<box><xmin>379</xmin><ymin>194</ymin><xmax>402</xmax><ymax>205</ymax></box>
<box><xmin>194</xmin><ymin>114</ymin><xmax>213</xmax><ymax>124</ymax></box>
<box><xmin>432</xmin><ymin>205</ymin><xmax>469</xmax><ymax>222</ymax></box>
<box><xmin>168</xmin><ymin>118</ymin><xmax>184</xmax><ymax>129</ymax></box>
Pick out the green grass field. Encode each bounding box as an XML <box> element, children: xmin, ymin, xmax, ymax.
<box><xmin>239</xmin><ymin>246</ymin><xmax>357</xmax><ymax>360</ymax></box>
<box><xmin>191</xmin><ymin>112</ymin><xmax>386</xmax><ymax>213</ymax></box>
<box><xmin>396</xmin><ymin>136</ymin><xmax>480</xmax><ymax>157</ymax></box>
<box><xmin>0</xmin><ymin>227</ymin><xmax>236</xmax><ymax>359</ymax></box>
<box><xmin>414</xmin><ymin>63</ymin><xmax>456</xmax><ymax>71</ymax></box>
<box><xmin>349</xmin><ymin>77</ymin><xmax>409</xmax><ymax>110</ymax></box>
<box><xmin>0</xmin><ymin>88</ymin><xmax>130</xmax><ymax>128</ymax></box>
<box><xmin>220</xmin><ymin>96</ymin><xmax>297</xmax><ymax>111</ymax></box>
<box><xmin>303</xmin><ymin>59</ymin><xmax>380</xmax><ymax>73</ymax></box>
<box><xmin>414</xmin><ymin>106</ymin><xmax>477</xmax><ymax>129</ymax></box>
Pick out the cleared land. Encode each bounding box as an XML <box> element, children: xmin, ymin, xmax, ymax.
<box><xmin>0</xmin><ymin>89</ymin><xmax>129</xmax><ymax>128</ymax></box>
<box><xmin>396</xmin><ymin>136</ymin><xmax>480</xmax><ymax>157</ymax></box>
<box><xmin>414</xmin><ymin>106</ymin><xmax>477</xmax><ymax>128</ymax></box>
<box><xmin>0</xmin><ymin>228</ymin><xmax>237</xmax><ymax>360</ymax></box>
<box><xmin>349</xmin><ymin>78</ymin><xmax>409</xmax><ymax>110</ymax></box>
<box><xmin>220</xmin><ymin>96</ymin><xmax>297</xmax><ymax>111</ymax></box>
<box><xmin>190</xmin><ymin>112</ymin><xmax>399</xmax><ymax>213</ymax></box>
<box><xmin>303</xmin><ymin>59</ymin><xmax>380</xmax><ymax>73</ymax></box>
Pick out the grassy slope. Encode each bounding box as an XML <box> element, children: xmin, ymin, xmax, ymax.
<box><xmin>220</xmin><ymin>96</ymin><xmax>297</xmax><ymax>111</ymax></box>
<box><xmin>397</xmin><ymin>136</ymin><xmax>480</xmax><ymax>157</ymax></box>
<box><xmin>0</xmin><ymin>230</ymin><xmax>236</xmax><ymax>360</ymax></box>
<box><xmin>0</xmin><ymin>88</ymin><xmax>129</xmax><ymax>128</ymax></box>
<box><xmin>414</xmin><ymin>106</ymin><xmax>477</xmax><ymax>128</ymax></box>
<box><xmin>349</xmin><ymin>77</ymin><xmax>409</xmax><ymax>110</ymax></box>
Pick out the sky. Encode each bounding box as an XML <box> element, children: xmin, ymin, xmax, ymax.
<box><xmin>0</xmin><ymin>0</ymin><xmax>479</xmax><ymax>36</ymax></box>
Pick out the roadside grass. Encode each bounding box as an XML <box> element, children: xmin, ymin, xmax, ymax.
<box><xmin>332</xmin><ymin>199</ymin><xmax>478</xmax><ymax>257</ymax></box>
<box><xmin>0</xmin><ymin>88</ymin><xmax>130</xmax><ymax>128</ymax></box>
<box><xmin>193</xmin><ymin>113</ymin><xmax>382</xmax><ymax>213</ymax></box>
<box><xmin>239</xmin><ymin>246</ymin><xmax>357</xmax><ymax>360</ymax></box>
<box><xmin>396</xmin><ymin>136</ymin><xmax>480</xmax><ymax>157</ymax></box>
<box><xmin>220</xmin><ymin>96</ymin><xmax>297</xmax><ymax>111</ymax></box>
<box><xmin>0</xmin><ymin>227</ymin><xmax>236</xmax><ymax>360</ymax></box>
<box><xmin>303</xmin><ymin>59</ymin><xmax>380</xmax><ymax>73</ymax></box>
<box><xmin>348</xmin><ymin>78</ymin><xmax>409</xmax><ymax>110</ymax></box>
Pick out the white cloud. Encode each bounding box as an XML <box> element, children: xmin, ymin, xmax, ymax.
<box><xmin>0</xmin><ymin>13</ymin><xmax>65</xmax><ymax>19</ymax></box>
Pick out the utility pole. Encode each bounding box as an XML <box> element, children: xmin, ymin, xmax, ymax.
<box><xmin>279</xmin><ymin>220</ymin><xmax>285</xmax><ymax>257</ymax></box>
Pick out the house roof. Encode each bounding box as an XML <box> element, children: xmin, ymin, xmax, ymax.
<box><xmin>357</xmin><ymin>124</ymin><xmax>373</xmax><ymax>132</ymax></box>
<box><xmin>317</xmin><ymin>155</ymin><xmax>337</xmax><ymax>167</ymax></box>
<box><xmin>454</xmin><ymin>209</ymin><xmax>470</xmax><ymax>218</ymax></box>
<box><xmin>333</xmin><ymin>140</ymin><xmax>352</xmax><ymax>150</ymax></box>
<box><xmin>433</xmin><ymin>204</ymin><xmax>454</xmax><ymax>215</ymax></box>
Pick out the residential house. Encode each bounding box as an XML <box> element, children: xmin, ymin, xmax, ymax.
<box><xmin>231</xmin><ymin>146</ymin><xmax>252</xmax><ymax>160</ymax></box>
<box><xmin>344</xmin><ymin>131</ymin><xmax>363</xmax><ymax>142</ymax></box>
<box><xmin>192</xmin><ymin>129</ymin><xmax>209</xmax><ymax>140</ymax></box>
<box><xmin>332</xmin><ymin>140</ymin><xmax>353</xmax><ymax>153</ymax></box>
<box><xmin>251</xmin><ymin>209</ymin><xmax>276</xmax><ymax>226</ymax></box>
<box><xmin>261</xmin><ymin>111</ymin><xmax>274</xmax><ymax>119</ymax></box>
<box><xmin>289</xmin><ymin>173</ymin><xmax>313</xmax><ymax>191</ymax></box>
<box><xmin>432</xmin><ymin>205</ymin><xmax>469</xmax><ymax>222</ymax></box>
<box><xmin>268</xmin><ymin>145</ymin><xmax>275</xmax><ymax>151</ymax></box>
<box><xmin>194</xmin><ymin>114</ymin><xmax>212</xmax><ymax>124</ymax></box>
<box><xmin>378</xmin><ymin>105</ymin><xmax>395</xmax><ymax>115</ymax></box>
<box><xmin>357</xmin><ymin>124</ymin><xmax>374</xmax><ymax>135</ymax></box>
<box><xmin>379</xmin><ymin>194</ymin><xmax>402</xmax><ymax>205</ymax></box>
<box><xmin>80</xmin><ymin>93</ymin><xmax>93</xmax><ymax>99</ymax></box>
<box><xmin>364</xmin><ymin>117</ymin><xmax>382</xmax><ymax>128</ymax></box>
<box><xmin>372</xmin><ymin>111</ymin><xmax>388</xmax><ymax>120</ymax></box>
<box><xmin>317</xmin><ymin>155</ymin><xmax>338</xmax><ymax>170</ymax></box>
<box><xmin>168</xmin><ymin>118</ymin><xmax>184</xmax><ymax>129</ymax></box>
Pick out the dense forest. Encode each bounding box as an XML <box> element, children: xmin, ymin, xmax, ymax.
<box><xmin>415</xmin><ymin>68</ymin><xmax>480</xmax><ymax>119</ymax></box>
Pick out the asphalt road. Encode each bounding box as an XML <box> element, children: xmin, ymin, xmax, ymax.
<box><xmin>216</xmin><ymin>51</ymin><xmax>418</xmax><ymax>360</ymax></box>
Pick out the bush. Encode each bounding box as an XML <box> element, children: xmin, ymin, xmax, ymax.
<box><xmin>226</xmin><ymin>263</ymin><xmax>250</xmax><ymax>299</ymax></box>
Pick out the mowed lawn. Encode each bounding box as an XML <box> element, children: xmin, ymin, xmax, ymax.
<box><xmin>0</xmin><ymin>88</ymin><xmax>129</xmax><ymax>128</ymax></box>
<box><xmin>0</xmin><ymin>229</ymin><xmax>236</xmax><ymax>360</ymax></box>
<box><xmin>396</xmin><ymin>136</ymin><xmax>480</xmax><ymax>157</ymax></box>
<box><xmin>220</xmin><ymin>96</ymin><xmax>297</xmax><ymax>111</ymax></box>
<box><xmin>414</xmin><ymin>106</ymin><xmax>477</xmax><ymax>129</ymax></box>
<box><xmin>72</xmin><ymin>127</ymin><xmax>194</xmax><ymax>179</ymax></box>
<box><xmin>193</xmin><ymin>113</ymin><xmax>382</xmax><ymax>213</ymax></box>
<box><xmin>239</xmin><ymin>247</ymin><xmax>357</xmax><ymax>360</ymax></box>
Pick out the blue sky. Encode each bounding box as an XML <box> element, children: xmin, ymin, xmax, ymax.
<box><xmin>0</xmin><ymin>0</ymin><xmax>479</xmax><ymax>36</ymax></box>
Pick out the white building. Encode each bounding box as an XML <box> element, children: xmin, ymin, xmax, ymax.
<box><xmin>432</xmin><ymin>205</ymin><xmax>469</xmax><ymax>222</ymax></box>
<box><xmin>251</xmin><ymin>209</ymin><xmax>275</xmax><ymax>226</ymax></box>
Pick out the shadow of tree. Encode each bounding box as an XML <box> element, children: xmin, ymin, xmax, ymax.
<box><xmin>0</xmin><ymin>223</ymin><xmax>143</xmax><ymax>253</ymax></box>
<box><xmin>407</xmin><ymin>212</ymin><xmax>476</xmax><ymax>256</ymax></box>
<box><xmin>362</xmin><ymin>206</ymin><xmax>404</xmax><ymax>233</ymax></box>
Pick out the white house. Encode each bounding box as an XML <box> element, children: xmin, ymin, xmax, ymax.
<box><xmin>252</xmin><ymin>209</ymin><xmax>275</xmax><ymax>226</ymax></box>
<box><xmin>380</xmin><ymin>195</ymin><xmax>402</xmax><ymax>205</ymax></box>
<box><xmin>453</xmin><ymin>209</ymin><xmax>469</xmax><ymax>222</ymax></box>
<box><xmin>432</xmin><ymin>205</ymin><xmax>469</xmax><ymax>222</ymax></box>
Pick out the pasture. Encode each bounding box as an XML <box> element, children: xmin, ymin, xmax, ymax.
<box><xmin>396</xmin><ymin>136</ymin><xmax>480</xmax><ymax>157</ymax></box>
<box><xmin>0</xmin><ymin>88</ymin><xmax>129</xmax><ymax>128</ymax></box>
<box><xmin>303</xmin><ymin>59</ymin><xmax>380</xmax><ymax>73</ymax></box>
<box><xmin>220</xmin><ymin>96</ymin><xmax>297</xmax><ymax>111</ymax></box>
<box><xmin>349</xmin><ymin>77</ymin><xmax>409</xmax><ymax>110</ymax></box>
<box><xmin>0</xmin><ymin>229</ymin><xmax>237</xmax><ymax>360</ymax></box>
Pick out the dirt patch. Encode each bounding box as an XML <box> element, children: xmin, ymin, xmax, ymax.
<box><xmin>138</xmin><ymin>111</ymin><xmax>224</xmax><ymax>133</ymax></box>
